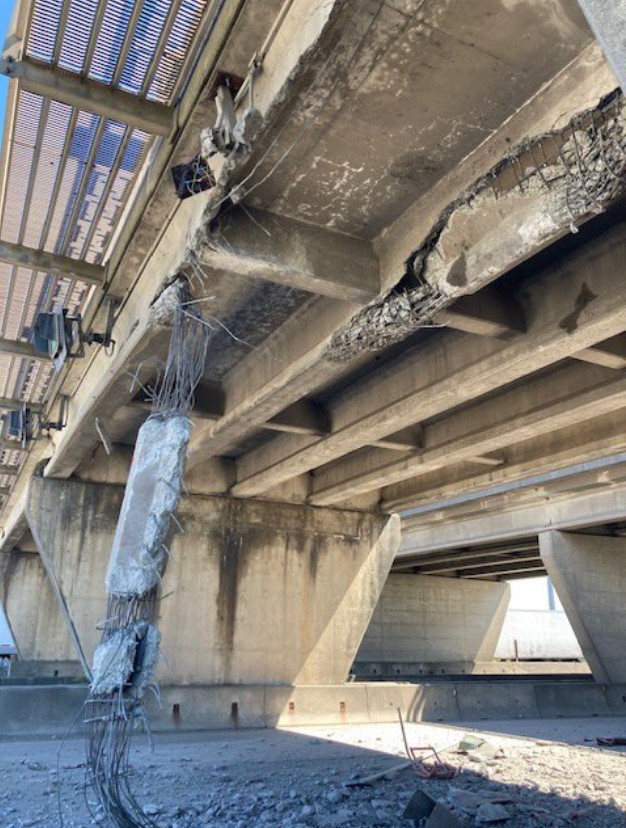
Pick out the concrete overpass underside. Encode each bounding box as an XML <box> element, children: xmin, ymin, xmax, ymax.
<box><xmin>0</xmin><ymin>0</ymin><xmax>626</xmax><ymax>706</ymax></box>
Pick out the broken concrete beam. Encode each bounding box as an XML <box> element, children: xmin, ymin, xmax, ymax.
<box><xmin>106</xmin><ymin>415</ymin><xmax>190</xmax><ymax>598</ymax></box>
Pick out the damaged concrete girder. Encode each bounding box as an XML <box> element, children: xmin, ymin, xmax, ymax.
<box><xmin>203</xmin><ymin>206</ymin><xmax>380</xmax><ymax>302</ymax></box>
<box><xmin>385</xmin><ymin>407</ymin><xmax>626</xmax><ymax>514</ymax></box>
<box><xmin>186</xmin><ymin>43</ymin><xmax>616</xmax><ymax>470</ymax></box>
<box><xmin>230</xmin><ymin>220</ymin><xmax>626</xmax><ymax>497</ymax></box>
<box><xmin>375</xmin><ymin>42</ymin><xmax>618</xmax><ymax>292</ymax></box>
<box><xmin>309</xmin><ymin>362</ymin><xmax>626</xmax><ymax>505</ymax></box>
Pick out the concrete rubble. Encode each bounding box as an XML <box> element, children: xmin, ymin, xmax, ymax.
<box><xmin>1</xmin><ymin>720</ymin><xmax>625</xmax><ymax>827</ymax></box>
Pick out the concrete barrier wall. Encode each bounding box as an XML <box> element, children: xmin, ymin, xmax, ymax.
<box><xmin>24</xmin><ymin>478</ymin><xmax>400</xmax><ymax>686</ymax></box>
<box><xmin>356</xmin><ymin>574</ymin><xmax>510</xmax><ymax>669</ymax></box>
<box><xmin>1</xmin><ymin>680</ymin><xmax>624</xmax><ymax>737</ymax></box>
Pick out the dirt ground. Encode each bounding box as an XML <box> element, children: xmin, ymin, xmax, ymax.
<box><xmin>1</xmin><ymin>717</ymin><xmax>625</xmax><ymax>828</ymax></box>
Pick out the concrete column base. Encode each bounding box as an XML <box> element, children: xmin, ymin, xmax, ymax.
<box><xmin>24</xmin><ymin>477</ymin><xmax>400</xmax><ymax>686</ymax></box>
<box><xmin>355</xmin><ymin>573</ymin><xmax>510</xmax><ymax>676</ymax></box>
<box><xmin>540</xmin><ymin>530</ymin><xmax>626</xmax><ymax>684</ymax></box>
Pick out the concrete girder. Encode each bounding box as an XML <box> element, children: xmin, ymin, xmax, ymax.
<box><xmin>397</xmin><ymin>487</ymin><xmax>626</xmax><ymax>561</ymax></box>
<box><xmin>0</xmin><ymin>465</ymin><xmax>18</xmax><ymax>476</ymax></box>
<box><xmin>407</xmin><ymin>553</ymin><xmax>542</xmax><ymax>577</ymax></box>
<box><xmin>0</xmin><ymin>239</ymin><xmax>105</xmax><ymax>285</ymax></box>
<box><xmin>435</xmin><ymin>284</ymin><xmax>626</xmax><ymax>370</ymax></box>
<box><xmin>0</xmin><ymin>0</ymin><xmax>299</xmax><ymax>542</ymax></box>
<box><xmin>574</xmin><ymin>333</ymin><xmax>626</xmax><ymax>370</ymax></box>
<box><xmin>463</xmin><ymin>560</ymin><xmax>546</xmax><ymax>580</ymax></box>
<box><xmin>309</xmin><ymin>362</ymin><xmax>626</xmax><ymax>506</ymax></box>
<box><xmin>205</xmin><ymin>207</ymin><xmax>380</xmax><ymax>302</ymax></box>
<box><xmin>392</xmin><ymin>542</ymin><xmax>540</xmax><ymax>572</ymax></box>
<box><xmin>0</xmin><ymin>56</ymin><xmax>174</xmax><ymax>137</ymax></box>
<box><xmin>0</xmin><ymin>0</ymin><xmax>354</xmax><ymax>535</ymax></box>
<box><xmin>186</xmin><ymin>43</ymin><xmax>618</xmax><ymax>471</ymax></box>
<box><xmin>230</xmin><ymin>222</ymin><xmax>626</xmax><ymax>497</ymax></box>
<box><xmin>132</xmin><ymin>386</ymin><xmax>421</xmax><ymax>450</ymax></box>
<box><xmin>434</xmin><ymin>284</ymin><xmax>526</xmax><ymax>340</ymax></box>
<box><xmin>375</xmin><ymin>42</ymin><xmax>618</xmax><ymax>292</ymax></box>
<box><xmin>386</xmin><ymin>407</ymin><xmax>626</xmax><ymax>514</ymax></box>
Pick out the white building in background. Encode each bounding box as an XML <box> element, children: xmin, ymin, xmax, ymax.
<box><xmin>496</xmin><ymin>576</ymin><xmax>583</xmax><ymax>661</ymax></box>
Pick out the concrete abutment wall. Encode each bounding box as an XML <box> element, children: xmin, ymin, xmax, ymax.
<box><xmin>22</xmin><ymin>477</ymin><xmax>400</xmax><ymax>686</ymax></box>
<box><xmin>355</xmin><ymin>573</ymin><xmax>510</xmax><ymax>676</ymax></box>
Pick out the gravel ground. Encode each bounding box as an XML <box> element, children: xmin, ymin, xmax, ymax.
<box><xmin>1</xmin><ymin>718</ymin><xmax>625</xmax><ymax>828</ymax></box>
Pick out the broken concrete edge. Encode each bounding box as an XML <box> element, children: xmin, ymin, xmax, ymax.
<box><xmin>325</xmin><ymin>87</ymin><xmax>623</xmax><ymax>362</ymax></box>
<box><xmin>1</xmin><ymin>680</ymin><xmax>625</xmax><ymax>736</ymax></box>
<box><xmin>179</xmin><ymin>0</ymin><xmax>349</xmax><ymax>283</ymax></box>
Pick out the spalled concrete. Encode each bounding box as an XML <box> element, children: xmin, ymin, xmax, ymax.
<box><xmin>540</xmin><ymin>530</ymin><xmax>626</xmax><ymax>684</ymax></box>
<box><xmin>23</xmin><ymin>477</ymin><xmax>399</xmax><ymax>686</ymax></box>
<box><xmin>355</xmin><ymin>574</ymin><xmax>510</xmax><ymax>674</ymax></box>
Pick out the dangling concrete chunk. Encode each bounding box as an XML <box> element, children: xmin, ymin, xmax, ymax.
<box><xmin>106</xmin><ymin>414</ymin><xmax>191</xmax><ymax>598</ymax></box>
<box><xmin>90</xmin><ymin>622</ymin><xmax>161</xmax><ymax>697</ymax></box>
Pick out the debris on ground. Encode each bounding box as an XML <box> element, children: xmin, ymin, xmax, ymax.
<box><xmin>597</xmin><ymin>737</ymin><xmax>626</xmax><ymax>746</ymax></box>
<box><xmin>1</xmin><ymin>719</ymin><xmax>626</xmax><ymax>828</ymax></box>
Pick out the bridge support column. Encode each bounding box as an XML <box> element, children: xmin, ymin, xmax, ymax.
<box><xmin>25</xmin><ymin>477</ymin><xmax>400</xmax><ymax>685</ymax></box>
<box><xmin>0</xmin><ymin>547</ymin><xmax>82</xmax><ymax>678</ymax></box>
<box><xmin>355</xmin><ymin>574</ymin><xmax>510</xmax><ymax>677</ymax></box>
<box><xmin>540</xmin><ymin>530</ymin><xmax>626</xmax><ymax>683</ymax></box>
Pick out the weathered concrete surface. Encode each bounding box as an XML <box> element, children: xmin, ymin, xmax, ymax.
<box><xmin>0</xmin><ymin>548</ymin><xmax>75</xmax><ymax>665</ymax></box>
<box><xmin>355</xmin><ymin>574</ymin><xmax>509</xmax><ymax>673</ymax></box>
<box><xmin>1</xmin><ymin>680</ymin><xmax>624</xmax><ymax>737</ymax></box>
<box><xmin>540</xmin><ymin>530</ymin><xmax>626</xmax><ymax>684</ymax></box>
<box><xmin>24</xmin><ymin>477</ymin><xmax>399</xmax><ymax>685</ymax></box>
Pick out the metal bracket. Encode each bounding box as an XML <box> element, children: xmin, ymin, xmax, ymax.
<box><xmin>81</xmin><ymin>297</ymin><xmax>119</xmax><ymax>353</ymax></box>
<box><xmin>39</xmin><ymin>395</ymin><xmax>69</xmax><ymax>435</ymax></box>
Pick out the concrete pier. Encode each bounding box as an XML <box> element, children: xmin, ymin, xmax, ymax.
<box><xmin>540</xmin><ymin>530</ymin><xmax>626</xmax><ymax>684</ymax></box>
<box><xmin>23</xmin><ymin>477</ymin><xmax>400</xmax><ymax>686</ymax></box>
<box><xmin>355</xmin><ymin>573</ymin><xmax>510</xmax><ymax>676</ymax></box>
<box><xmin>0</xmin><ymin>547</ymin><xmax>77</xmax><ymax>671</ymax></box>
